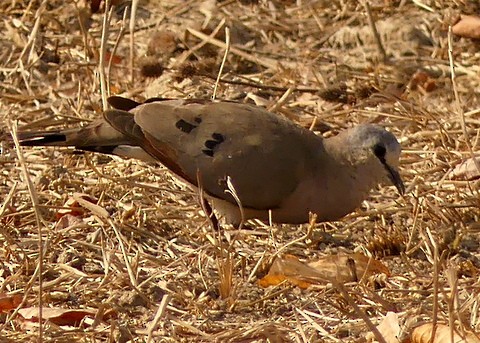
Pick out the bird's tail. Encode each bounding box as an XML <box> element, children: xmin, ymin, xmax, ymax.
<box><xmin>8</xmin><ymin>120</ymin><xmax>155</xmax><ymax>162</ymax></box>
<box><xmin>11</xmin><ymin>95</ymin><xmax>145</xmax><ymax>150</ymax></box>
<box><xmin>16</xmin><ymin>121</ymin><xmax>127</xmax><ymax>153</ymax></box>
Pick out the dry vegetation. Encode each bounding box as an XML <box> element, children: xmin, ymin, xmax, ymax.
<box><xmin>1</xmin><ymin>0</ymin><xmax>480</xmax><ymax>342</ymax></box>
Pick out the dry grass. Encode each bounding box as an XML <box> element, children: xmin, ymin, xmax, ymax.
<box><xmin>1</xmin><ymin>0</ymin><xmax>479</xmax><ymax>342</ymax></box>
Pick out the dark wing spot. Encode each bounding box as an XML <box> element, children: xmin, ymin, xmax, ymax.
<box><xmin>204</xmin><ymin>139</ymin><xmax>218</xmax><ymax>150</ymax></box>
<box><xmin>194</xmin><ymin>116</ymin><xmax>202</xmax><ymax>124</ymax></box>
<box><xmin>175</xmin><ymin>119</ymin><xmax>198</xmax><ymax>133</ymax></box>
<box><xmin>202</xmin><ymin>132</ymin><xmax>225</xmax><ymax>157</ymax></box>
<box><xmin>211</xmin><ymin>132</ymin><xmax>225</xmax><ymax>143</ymax></box>
<box><xmin>202</xmin><ymin>149</ymin><xmax>214</xmax><ymax>157</ymax></box>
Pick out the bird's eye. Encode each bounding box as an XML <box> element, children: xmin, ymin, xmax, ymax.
<box><xmin>373</xmin><ymin>144</ymin><xmax>386</xmax><ymax>159</ymax></box>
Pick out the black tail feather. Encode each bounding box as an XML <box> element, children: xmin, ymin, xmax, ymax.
<box><xmin>80</xmin><ymin>146</ymin><xmax>118</xmax><ymax>154</ymax></box>
<box><xmin>107</xmin><ymin>96</ymin><xmax>141</xmax><ymax>111</ymax></box>
<box><xmin>17</xmin><ymin>132</ymin><xmax>67</xmax><ymax>146</ymax></box>
<box><xmin>107</xmin><ymin>96</ymin><xmax>173</xmax><ymax>111</ymax></box>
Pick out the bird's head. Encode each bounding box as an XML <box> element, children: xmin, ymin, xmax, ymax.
<box><xmin>340</xmin><ymin>124</ymin><xmax>405</xmax><ymax>195</ymax></box>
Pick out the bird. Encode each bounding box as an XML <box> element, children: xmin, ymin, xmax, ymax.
<box><xmin>15</xmin><ymin>96</ymin><xmax>405</xmax><ymax>225</ymax></box>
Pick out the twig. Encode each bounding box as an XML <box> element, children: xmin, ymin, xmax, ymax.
<box><xmin>129</xmin><ymin>0</ymin><xmax>139</xmax><ymax>84</ymax></box>
<box><xmin>99</xmin><ymin>0</ymin><xmax>113</xmax><ymax>110</ymax></box>
<box><xmin>425</xmin><ymin>228</ymin><xmax>440</xmax><ymax>343</ymax></box>
<box><xmin>212</xmin><ymin>27</ymin><xmax>230</xmax><ymax>100</ymax></box>
<box><xmin>146</xmin><ymin>295</ymin><xmax>171</xmax><ymax>342</ymax></box>
<box><xmin>187</xmin><ymin>27</ymin><xmax>293</xmax><ymax>70</ymax></box>
<box><xmin>268</xmin><ymin>87</ymin><xmax>294</xmax><ymax>112</ymax></box>
<box><xmin>8</xmin><ymin>121</ymin><xmax>45</xmax><ymax>342</ymax></box>
<box><xmin>108</xmin><ymin>218</ymin><xmax>139</xmax><ymax>287</ymax></box>
<box><xmin>447</xmin><ymin>27</ymin><xmax>480</xmax><ymax>173</ymax></box>
<box><xmin>175</xmin><ymin>18</ymin><xmax>226</xmax><ymax>67</ymax></box>
<box><xmin>363</xmin><ymin>1</ymin><xmax>387</xmax><ymax>63</ymax></box>
<box><xmin>224</xmin><ymin>176</ymin><xmax>244</xmax><ymax>231</ymax></box>
<box><xmin>16</xmin><ymin>1</ymin><xmax>46</xmax><ymax>95</ymax></box>
<box><xmin>332</xmin><ymin>281</ymin><xmax>388</xmax><ymax>343</ymax></box>
<box><xmin>274</xmin><ymin>213</ymin><xmax>316</xmax><ymax>257</ymax></box>
<box><xmin>107</xmin><ymin>7</ymin><xmax>129</xmax><ymax>92</ymax></box>
<box><xmin>199</xmin><ymin>73</ymin><xmax>321</xmax><ymax>93</ymax></box>
<box><xmin>18</xmin><ymin>1</ymin><xmax>45</xmax><ymax>63</ymax></box>
<box><xmin>411</xmin><ymin>0</ymin><xmax>434</xmax><ymax>12</ymax></box>
<box><xmin>0</xmin><ymin>182</ymin><xmax>17</xmax><ymax>218</ymax></box>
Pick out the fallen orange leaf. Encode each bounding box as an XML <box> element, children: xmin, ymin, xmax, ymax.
<box><xmin>259</xmin><ymin>255</ymin><xmax>314</xmax><ymax>288</ymax></box>
<box><xmin>411</xmin><ymin>323</ymin><xmax>480</xmax><ymax>343</ymax></box>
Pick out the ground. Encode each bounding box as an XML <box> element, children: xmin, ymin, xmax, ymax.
<box><xmin>1</xmin><ymin>0</ymin><xmax>480</xmax><ymax>342</ymax></box>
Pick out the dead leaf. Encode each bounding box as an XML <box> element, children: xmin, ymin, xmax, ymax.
<box><xmin>72</xmin><ymin>193</ymin><xmax>108</xmax><ymax>219</ymax></box>
<box><xmin>366</xmin><ymin>312</ymin><xmax>401</xmax><ymax>343</ymax></box>
<box><xmin>104</xmin><ymin>51</ymin><xmax>123</xmax><ymax>65</ymax></box>
<box><xmin>88</xmin><ymin>0</ymin><xmax>124</xmax><ymax>13</ymax></box>
<box><xmin>450</xmin><ymin>157</ymin><xmax>480</xmax><ymax>180</ymax></box>
<box><xmin>411</xmin><ymin>323</ymin><xmax>480</xmax><ymax>343</ymax></box>
<box><xmin>308</xmin><ymin>253</ymin><xmax>390</xmax><ymax>282</ymax></box>
<box><xmin>89</xmin><ymin>0</ymin><xmax>102</xmax><ymax>13</ymax></box>
<box><xmin>452</xmin><ymin>15</ymin><xmax>480</xmax><ymax>39</ymax></box>
<box><xmin>55</xmin><ymin>214</ymin><xmax>84</xmax><ymax>230</ymax></box>
<box><xmin>18</xmin><ymin>307</ymin><xmax>96</xmax><ymax>326</ymax></box>
<box><xmin>147</xmin><ymin>30</ymin><xmax>178</xmax><ymax>57</ymax></box>
<box><xmin>409</xmin><ymin>70</ymin><xmax>436</xmax><ymax>92</ymax></box>
<box><xmin>258</xmin><ymin>255</ymin><xmax>316</xmax><ymax>288</ymax></box>
<box><xmin>258</xmin><ymin>253</ymin><xmax>390</xmax><ymax>288</ymax></box>
<box><xmin>55</xmin><ymin>193</ymin><xmax>110</xmax><ymax>220</ymax></box>
<box><xmin>55</xmin><ymin>196</ymin><xmax>85</xmax><ymax>220</ymax></box>
<box><xmin>0</xmin><ymin>293</ymin><xmax>22</xmax><ymax>312</ymax></box>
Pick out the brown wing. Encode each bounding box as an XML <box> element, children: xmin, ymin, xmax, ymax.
<box><xmin>123</xmin><ymin>100</ymin><xmax>324</xmax><ymax>210</ymax></box>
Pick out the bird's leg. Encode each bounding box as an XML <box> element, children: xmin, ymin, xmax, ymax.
<box><xmin>198</xmin><ymin>190</ymin><xmax>220</xmax><ymax>231</ymax></box>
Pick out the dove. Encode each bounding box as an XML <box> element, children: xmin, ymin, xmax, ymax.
<box><xmin>16</xmin><ymin>96</ymin><xmax>404</xmax><ymax>224</ymax></box>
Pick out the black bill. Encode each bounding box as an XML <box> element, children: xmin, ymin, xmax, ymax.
<box><xmin>385</xmin><ymin>163</ymin><xmax>405</xmax><ymax>195</ymax></box>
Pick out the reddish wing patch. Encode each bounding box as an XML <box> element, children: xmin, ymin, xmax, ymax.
<box><xmin>142</xmin><ymin>132</ymin><xmax>194</xmax><ymax>186</ymax></box>
<box><xmin>102</xmin><ymin>108</ymin><xmax>197</xmax><ymax>186</ymax></box>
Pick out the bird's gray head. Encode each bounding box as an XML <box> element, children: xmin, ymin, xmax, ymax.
<box><xmin>338</xmin><ymin>124</ymin><xmax>405</xmax><ymax>195</ymax></box>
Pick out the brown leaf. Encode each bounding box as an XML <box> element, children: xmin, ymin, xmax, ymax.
<box><xmin>55</xmin><ymin>196</ymin><xmax>85</xmax><ymax>220</ymax></box>
<box><xmin>258</xmin><ymin>253</ymin><xmax>390</xmax><ymax>288</ymax></box>
<box><xmin>258</xmin><ymin>255</ymin><xmax>317</xmax><ymax>288</ymax></box>
<box><xmin>18</xmin><ymin>307</ymin><xmax>96</xmax><ymax>326</ymax></box>
<box><xmin>308</xmin><ymin>253</ymin><xmax>390</xmax><ymax>282</ymax></box>
<box><xmin>104</xmin><ymin>51</ymin><xmax>123</xmax><ymax>65</ymax></box>
<box><xmin>147</xmin><ymin>31</ymin><xmax>178</xmax><ymax>57</ymax></box>
<box><xmin>366</xmin><ymin>312</ymin><xmax>401</xmax><ymax>343</ymax></box>
<box><xmin>55</xmin><ymin>214</ymin><xmax>84</xmax><ymax>230</ymax></box>
<box><xmin>450</xmin><ymin>157</ymin><xmax>480</xmax><ymax>180</ymax></box>
<box><xmin>452</xmin><ymin>15</ymin><xmax>480</xmax><ymax>39</ymax></box>
<box><xmin>409</xmin><ymin>70</ymin><xmax>437</xmax><ymax>92</ymax></box>
<box><xmin>411</xmin><ymin>323</ymin><xmax>480</xmax><ymax>343</ymax></box>
<box><xmin>56</xmin><ymin>193</ymin><xmax>108</xmax><ymax>220</ymax></box>
<box><xmin>0</xmin><ymin>294</ymin><xmax>22</xmax><ymax>312</ymax></box>
<box><xmin>73</xmin><ymin>193</ymin><xmax>109</xmax><ymax>219</ymax></box>
<box><xmin>89</xmin><ymin>0</ymin><xmax>102</xmax><ymax>13</ymax></box>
